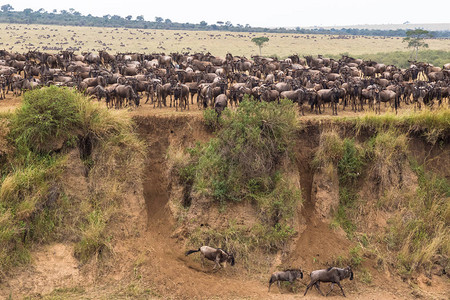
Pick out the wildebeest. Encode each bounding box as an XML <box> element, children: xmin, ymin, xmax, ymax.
<box><xmin>268</xmin><ymin>268</ymin><xmax>303</xmax><ymax>292</ymax></box>
<box><xmin>185</xmin><ymin>246</ymin><xmax>235</xmax><ymax>270</ymax></box>
<box><xmin>113</xmin><ymin>84</ymin><xmax>140</xmax><ymax>108</ymax></box>
<box><xmin>281</xmin><ymin>88</ymin><xmax>306</xmax><ymax>115</ymax></box>
<box><xmin>214</xmin><ymin>94</ymin><xmax>228</xmax><ymax>117</ymax></box>
<box><xmin>304</xmin><ymin>266</ymin><xmax>353</xmax><ymax>297</ymax></box>
<box><xmin>173</xmin><ymin>83</ymin><xmax>189</xmax><ymax>111</ymax></box>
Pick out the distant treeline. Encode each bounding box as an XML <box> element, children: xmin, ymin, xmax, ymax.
<box><xmin>0</xmin><ymin>8</ymin><xmax>450</xmax><ymax>38</ymax></box>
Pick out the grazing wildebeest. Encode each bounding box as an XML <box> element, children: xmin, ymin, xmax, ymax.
<box><xmin>214</xmin><ymin>94</ymin><xmax>228</xmax><ymax>117</ymax></box>
<box><xmin>185</xmin><ymin>246</ymin><xmax>235</xmax><ymax>270</ymax></box>
<box><xmin>268</xmin><ymin>268</ymin><xmax>303</xmax><ymax>292</ymax></box>
<box><xmin>86</xmin><ymin>85</ymin><xmax>110</xmax><ymax>103</ymax></box>
<box><xmin>113</xmin><ymin>85</ymin><xmax>140</xmax><ymax>108</ymax></box>
<box><xmin>304</xmin><ymin>266</ymin><xmax>353</xmax><ymax>297</ymax></box>
<box><xmin>281</xmin><ymin>88</ymin><xmax>306</xmax><ymax>115</ymax></box>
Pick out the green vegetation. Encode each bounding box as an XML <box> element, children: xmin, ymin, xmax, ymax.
<box><xmin>353</xmin><ymin>108</ymin><xmax>450</xmax><ymax>144</ymax></box>
<box><xmin>0</xmin><ymin>86</ymin><xmax>145</xmax><ymax>276</ymax></box>
<box><xmin>9</xmin><ymin>87</ymin><xmax>80</xmax><ymax>154</ymax></box>
<box><xmin>328</xmin><ymin>50</ymin><xmax>450</xmax><ymax>69</ymax></box>
<box><xmin>177</xmin><ymin>98</ymin><xmax>301</xmax><ymax>261</ymax></box>
<box><xmin>317</xmin><ymin>112</ymin><xmax>449</xmax><ymax>276</ymax></box>
<box><xmin>251</xmin><ymin>37</ymin><xmax>269</xmax><ymax>55</ymax></box>
<box><xmin>384</xmin><ymin>161</ymin><xmax>449</xmax><ymax>276</ymax></box>
<box><xmin>314</xmin><ymin>133</ymin><xmax>365</xmax><ymax>238</ymax></box>
<box><xmin>192</xmin><ymin>98</ymin><xmax>299</xmax><ymax>204</ymax></box>
<box><xmin>403</xmin><ymin>29</ymin><xmax>433</xmax><ymax>60</ymax></box>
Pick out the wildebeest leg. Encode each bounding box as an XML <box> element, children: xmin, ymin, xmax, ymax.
<box><xmin>304</xmin><ymin>280</ymin><xmax>316</xmax><ymax>296</ymax></box>
<box><xmin>314</xmin><ymin>282</ymin><xmax>324</xmax><ymax>296</ymax></box>
<box><xmin>337</xmin><ymin>282</ymin><xmax>346</xmax><ymax>297</ymax></box>
<box><xmin>200</xmin><ymin>255</ymin><xmax>205</xmax><ymax>269</ymax></box>
<box><xmin>326</xmin><ymin>283</ymin><xmax>335</xmax><ymax>296</ymax></box>
<box><xmin>277</xmin><ymin>280</ymin><xmax>281</xmax><ymax>293</ymax></box>
<box><xmin>268</xmin><ymin>279</ymin><xmax>273</xmax><ymax>292</ymax></box>
<box><xmin>213</xmin><ymin>255</ymin><xmax>221</xmax><ymax>271</ymax></box>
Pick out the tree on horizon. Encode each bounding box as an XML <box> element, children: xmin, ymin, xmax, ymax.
<box><xmin>403</xmin><ymin>29</ymin><xmax>433</xmax><ymax>60</ymax></box>
<box><xmin>251</xmin><ymin>36</ymin><xmax>269</xmax><ymax>55</ymax></box>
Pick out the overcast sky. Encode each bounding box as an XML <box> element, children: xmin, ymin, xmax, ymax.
<box><xmin>4</xmin><ymin>0</ymin><xmax>450</xmax><ymax>28</ymax></box>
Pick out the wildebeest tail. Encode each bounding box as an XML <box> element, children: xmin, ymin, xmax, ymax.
<box><xmin>185</xmin><ymin>248</ymin><xmax>200</xmax><ymax>256</ymax></box>
<box><xmin>268</xmin><ymin>274</ymin><xmax>276</xmax><ymax>284</ymax></box>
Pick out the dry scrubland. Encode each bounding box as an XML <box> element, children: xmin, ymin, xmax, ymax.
<box><xmin>0</xmin><ymin>23</ymin><xmax>450</xmax><ymax>58</ymax></box>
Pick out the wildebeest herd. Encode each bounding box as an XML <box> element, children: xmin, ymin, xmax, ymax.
<box><xmin>185</xmin><ymin>245</ymin><xmax>354</xmax><ymax>296</ymax></box>
<box><xmin>0</xmin><ymin>49</ymin><xmax>449</xmax><ymax>115</ymax></box>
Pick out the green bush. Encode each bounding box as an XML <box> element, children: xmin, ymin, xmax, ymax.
<box><xmin>193</xmin><ymin>97</ymin><xmax>299</xmax><ymax>203</ymax></box>
<box><xmin>312</xmin><ymin>129</ymin><xmax>345</xmax><ymax>168</ymax></box>
<box><xmin>202</xmin><ymin>108</ymin><xmax>222</xmax><ymax>130</ymax></box>
<box><xmin>183</xmin><ymin>97</ymin><xmax>301</xmax><ymax>256</ymax></box>
<box><xmin>9</xmin><ymin>86</ymin><xmax>81</xmax><ymax>153</ymax></box>
<box><xmin>338</xmin><ymin>139</ymin><xmax>364</xmax><ymax>186</ymax></box>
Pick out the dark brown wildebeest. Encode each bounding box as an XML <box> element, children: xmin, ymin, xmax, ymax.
<box><xmin>185</xmin><ymin>246</ymin><xmax>235</xmax><ymax>270</ymax></box>
<box><xmin>317</xmin><ymin>87</ymin><xmax>340</xmax><ymax>115</ymax></box>
<box><xmin>0</xmin><ymin>75</ymin><xmax>7</xmax><ymax>99</ymax></box>
<box><xmin>214</xmin><ymin>94</ymin><xmax>227</xmax><ymax>117</ymax></box>
<box><xmin>173</xmin><ymin>83</ymin><xmax>189</xmax><ymax>111</ymax></box>
<box><xmin>375</xmin><ymin>89</ymin><xmax>398</xmax><ymax>114</ymax></box>
<box><xmin>268</xmin><ymin>269</ymin><xmax>303</xmax><ymax>292</ymax></box>
<box><xmin>281</xmin><ymin>88</ymin><xmax>306</xmax><ymax>115</ymax></box>
<box><xmin>155</xmin><ymin>82</ymin><xmax>173</xmax><ymax>108</ymax></box>
<box><xmin>86</xmin><ymin>85</ymin><xmax>110</xmax><ymax>104</ymax></box>
<box><xmin>260</xmin><ymin>86</ymin><xmax>279</xmax><ymax>103</ymax></box>
<box><xmin>304</xmin><ymin>266</ymin><xmax>353</xmax><ymax>297</ymax></box>
<box><xmin>113</xmin><ymin>84</ymin><xmax>140</xmax><ymax>108</ymax></box>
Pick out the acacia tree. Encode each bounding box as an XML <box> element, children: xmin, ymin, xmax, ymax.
<box><xmin>1</xmin><ymin>4</ymin><xmax>13</xmax><ymax>12</ymax></box>
<box><xmin>251</xmin><ymin>36</ymin><xmax>269</xmax><ymax>55</ymax></box>
<box><xmin>403</xmin><ymin>29</ymin><xmax>433</xmax><ymax>60</ymax></box>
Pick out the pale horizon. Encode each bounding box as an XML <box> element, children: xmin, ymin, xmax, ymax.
<box><xmin>3</xmin><ymin>0</ymin><xmax>450</xmax><ymax>29</ymax></box>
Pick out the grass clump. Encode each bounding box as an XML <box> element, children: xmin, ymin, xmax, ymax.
<box><xmin>384</xmin><ymin>162</ymin><xmax>450</xmax><ymax>275</ymax></box>
<box><xmin>312</xmin><ymin>129</ymin><xmax>345</xmax><ymax>169</ymax></box>
<box><xmin>338</xmin><ymin>139</ymin><xmax>365</xmax><ymax>186</ymax></box>
<box><xmin>180</xmin><ymin>97</ymin><xmax>301</xmax><ymax>259</ymax></box>
<box><xmin>366</xmin><ymin>130</ymin><xmax>409</xmax><ymax>196</ymax></box>
<box><xmin>9</xmin><ymin>86</ymin><xmax>81</xmax><ymax>154</ymax></box>
<box><xmin>0</xmin><ymin>86</ymin><xmax>145</xmax><ymax>276</ymax></box>
<box><xmin>354</xmin><ymin>108</ymin><xmax>450</xmax><ymax>144</ymax></box>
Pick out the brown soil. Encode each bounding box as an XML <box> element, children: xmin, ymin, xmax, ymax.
<box><xmin>0</xmin><ymin>95</ymin><xmax>449</xmax><ymax>299</ymax></box>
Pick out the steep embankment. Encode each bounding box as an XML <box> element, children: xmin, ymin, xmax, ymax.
<box><xmin>0</xmin><ymin>96</ymin><xmax>448</xmax><ymax>299</ymax></box>
<box><xmin>130</xmin><ymin>110</ymin><xmax>449</xmax><ymax>299</ymax></box>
